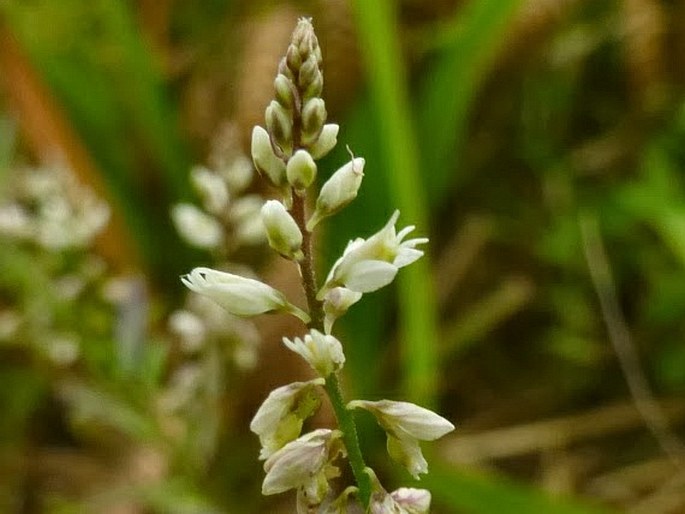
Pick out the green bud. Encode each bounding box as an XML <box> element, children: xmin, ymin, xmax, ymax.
<box><xmin>301</xmin><ymin>98</ymin><xmax>326</xmax><ymax>146</ymax></box>
<box><xmin>251</xmin><ymin>126</ymin><xmax>287</xmax><ymax>188</ymax></box>
<box><xmin>286</xmin><ymin>150</ymin><xmax>317</xmax><ymax>191</ymax></box>
<box><xmin>261</xmin><ymin>200</ymin><xmax>303</xmax><ymax>260</ymax></box>
<box><xmin>274</xmin><ymin>74</ymin><xmax>296</xmax><ymax>111</ymax></box>
<box><xmin>265</xmin><ymin>101</ymin><xmax>293</xmax><ymax>156</ymax></box>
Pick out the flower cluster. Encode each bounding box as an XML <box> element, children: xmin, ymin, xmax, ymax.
<box><xmin>181</xmin><ymin>18</ymin><xmax>454</xmax><ymax>513</ymax></box>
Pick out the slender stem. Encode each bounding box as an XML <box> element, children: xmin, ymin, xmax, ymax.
<box><xmin>290</xmin><ymin>192</ymin><xmax>372</xmax><ymax>507</ymax></box>
<box><xmin>325</xmin><ymin>374</ymin><xmax>373</xmax><ymax>506</ymax></box>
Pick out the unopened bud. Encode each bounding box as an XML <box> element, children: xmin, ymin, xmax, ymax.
<box><xmin>251</xmin><ymin>126</ymin><xmax>287</xmax><ymax>188</ymax></box>
<box><xmin>307</xmin><ymin>157</ymin><xmax>364</xmax><ymax>231</ymax></box>
<box><xmin>301</xmin><ymin>98</ymin><xmax>326</xmax><ymax>146</ymax></box>
<box><xmin>309</xmin><ymin>124</ymin><xmax>339</xmax><ymax>159</ymax></box>
<box><xmin>286</xmin><ymin>150</ymin><xmax>317</xmax><ymax>191</ymax></box>
<box><xmin>323</xmin><ymin>287</ymin><xmax>362</xmax><ymax>334</ymax></box>
<box><xmin>304</xmin><ymin>70</ymin><xmax>324</xmax><ymax>100</ymax></box>
<box><xmin>274</xmin><ymin>74</ymin><xmax>296</xmax><ymax>111</ymax></box>
<box><xmin>265</xmin><ymin>101</ymin><xmax>293</xmax><ymax>156</ymax></box>
<box><xmin>261</xmin><ymin>200</ymin><xmax>303</xmax><ymax>260</ymax></box>
<box><xmin>299</xmin><ymin>54</ymin><xmax>319</xmax><ymax>91</ymax></box>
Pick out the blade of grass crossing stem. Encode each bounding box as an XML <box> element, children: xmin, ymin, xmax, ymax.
<box><xmin>351</xmin><ymin>0</ymin><xmax>438</xmax><ymax>405</ymax></box>
<box><xmin>419</xmin><ymin>0</ymin><xmax>524</xmax><ymax>202</ymax></box>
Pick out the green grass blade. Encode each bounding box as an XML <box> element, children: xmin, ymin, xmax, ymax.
<box><xmin>418</xmin><ymin>0</ymin><xmax>524</xmax><ymax>201</ymax></box>
<box><xmin>350</xmin><ymin>0</ymin><xmax>439</xmax><ymax>405</ymax></box>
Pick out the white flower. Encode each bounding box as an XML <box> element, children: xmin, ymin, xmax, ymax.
<box><xmin>261</xmin><ymin>200</ymin><xmax>303</xmax><ymax>260</ymax></box>
<box><xmin>390</xmin><ymin>488</ymin><xmax>431</xmax><ymax>514</ymax></box>
<box><xmin>171</xmin><ymin>203</ymin><xmax>223</xmax><ymax>249</ymax></box>
<box><xmin>181</xmin><ymin>267</ymin><xmax>310</xmax><ymax>322</ymax></box>
<box><xmin>262</xmin><ymin>429</ymin><xmax>343</xmax><ymax>495</ymax></box>
<box><xmin>367</xmin><ymin>468</ymin><xmax>431</xmax><ymax>513</ymax></box>
<box><xmin>370</xmin><ymin>488</ymin><xmax>431</xmax><ymax>514</ymax></box>
<box><xmin>250</xmin><ymin>379</ymin><xmax>325</xmax><ymax>460</ymax></box>
<box><xmin>318</xmin><ymin>211</ymin><xmax>428</xmax><ymax>298</ymax></box>
<box><xmin>348</xmin><ymin>400</ymin><xmax>454</xmax><ymax>479</ymax></box>
<box><xmin>283</xmin><ymin>330</ymin><xmax>345</xmax><ymax>377</ymax></box>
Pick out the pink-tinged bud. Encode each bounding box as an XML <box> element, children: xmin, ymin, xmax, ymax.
<box><xmin>262</xmin><ymin>429</ymin><xmax>342</xmax><ymax>495</ymax></box>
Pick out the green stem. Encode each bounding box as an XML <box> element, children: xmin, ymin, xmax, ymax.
<box><xmin>325</xmin><ymin>374</ymin><xmax>373</xmax><ymax>506</ymax></box>
<box><xmin>290</xmin><ymin>194</ymin><xmax>372</xmax><ymax>508</ymax></box>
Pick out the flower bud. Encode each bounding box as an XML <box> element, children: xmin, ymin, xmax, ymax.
<box><xmin>307</xmin><ymin>157</ymin><xmax>364</xmax><ymax>231</ymax></box>
<box><xmin>181</xmin><ymin>267</ymin><xmax>309</xmax><ymax>322</ymax></box>
<box><xmin>299</xmin><ymin>54</ymin><xmax>319</xmax><ymax>90</ymax></box>
<box><xmin>260</xmin><ymin>200</ymin><xmax>303</xmax><ymax>260</ymax></box>
<box><xmin>301</xmin><ymin>98</ymin><xmax>327</xmax><ymax>146</ymax></box>
<box><xmin>323</xmin><ymin>287</ymin><xmax>362</xmax><ymax>334</ymax></box>
<box><xmin>251</xmin><ymin>126</ymin><xmax>287</xmax><ymax>188</ymax></box>
<box><xmin>265</xmin><ymin>101</ymin><xmax>293</xmax><ymax>156</ymax></box>
<box><xmin>274</xmin><ymin>74</ymin><xmax>296</xmax><ymax>111</ymax></box>
<box><xmin>283</xmin><ymin>329</ymin><xmax>345</xmax><ymax>377</ymax></box>
<box><xmin>304</xmin><ymin>69</ymin><xmax>324</xmax><ymax>99</ymax></box>
<box><xmin>309</xmin><ymin>124</ymin><xmax>339</xmax><ymax>159</ymax></box>
<box><xmin>286</xmin><ymin>149</ymin><xmax>317</xmax><ymax>191</ymax></box>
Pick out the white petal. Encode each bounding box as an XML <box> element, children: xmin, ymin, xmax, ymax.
<box><xmin>387</xmin><ymin>435</ymin><xmax>427</xmax><ymax>480</ymax></box>
<box><xmin>343</xmin><ymin>260</ymin><xmax>398</xmax><ymax>293</ymax></box>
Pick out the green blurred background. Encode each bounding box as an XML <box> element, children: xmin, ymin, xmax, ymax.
<box><xmin>2</xmin><ymin>0</ymin><xmax>685</xmax><ymax>512</ymax></box>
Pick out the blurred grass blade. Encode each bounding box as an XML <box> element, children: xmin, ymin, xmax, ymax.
<box><xmin>351</xmin><ymin>0</ymin><xmax>438</xmax><ymax>405</ymax></box>
<box><xmin>418</xmin><ymin>0</ymin><xmax>524</xmax><ymax>201</ymax></box>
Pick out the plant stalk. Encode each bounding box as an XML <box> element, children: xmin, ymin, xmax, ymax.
<box><xmin>290</xmin><ymin>193</ymin><xmax>372</xmax><ymax>507</ymax></box>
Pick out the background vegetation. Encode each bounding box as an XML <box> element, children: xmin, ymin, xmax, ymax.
<box><xmin>2</xmin><ymin>0</ymin><xmax>685</xmax><ymax>512</ymax></box>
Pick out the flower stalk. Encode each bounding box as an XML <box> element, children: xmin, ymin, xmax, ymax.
<box><xmin>182</xmin><ymin>17</ymin><xmax>452</xmax><ymax>513</ymax></box>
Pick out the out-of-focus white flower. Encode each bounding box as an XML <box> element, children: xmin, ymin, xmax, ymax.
<box><xmin>168</xmin><ymin>309</ymin><xmax>206</xmax><ymax>353</ymax></box>
<box><xmin>260</xmin><ymin>200</ymin><xmax>303</xmax><ymax>260</ymax></box>
<box><xmin>43</xmin><ymin>334</ymin><xmax>80</xmax><ymax>366</ymax></box>
<box><xmin>190</xmin><ymin>165</ymin><xmax>229</xmax><ymax>214</ymax></box>
<box><xmin>250</xmin><ymin>378</ymin><xmax>325</xmax><ymax>460</ymax></box>
<box><xmin>348</xmin><ymin>400</ymin><xmax>454</xmax><ymax>479</ymax></box>
<box><xmin>181</xmin><ymin>267</ymin><xmax>310</xmax><ymax>322</ymax></box>
<box><xmin>283</xmin><ymin>329</ymin><xmax>345</xmax><ymax>377</ymax></box>
<box><xmin>319</xmin><ymin>211</ymin><xmax>427</xmax><ymax>298</ymax></box>
<box><xmin>223</xmin><ymin>155</ymin><xmax>254</xmax><ymax>194</ymax></box>
<box><xmin>0</xmin><ymin>203</ymin><xmax>33</xmax><ymax>239</ymax></box>
<box><xmin>307</xmin><ymin>157</ymin><xmax>364</xmax><ymax>231</ymax></box>
<box><xmin>262</xmin><ymin>429</ymin><xmax>343</xmax><ymax>496</ymax></box>
<box><xmin>322</xmin><ymin>287</ymin><xmax>363</xmax><ymax>334</ymax></box>
<box><xmin>171</xmin><ymin>203</ymin><xmax>224</xmax><ymax>249</ymax></box>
